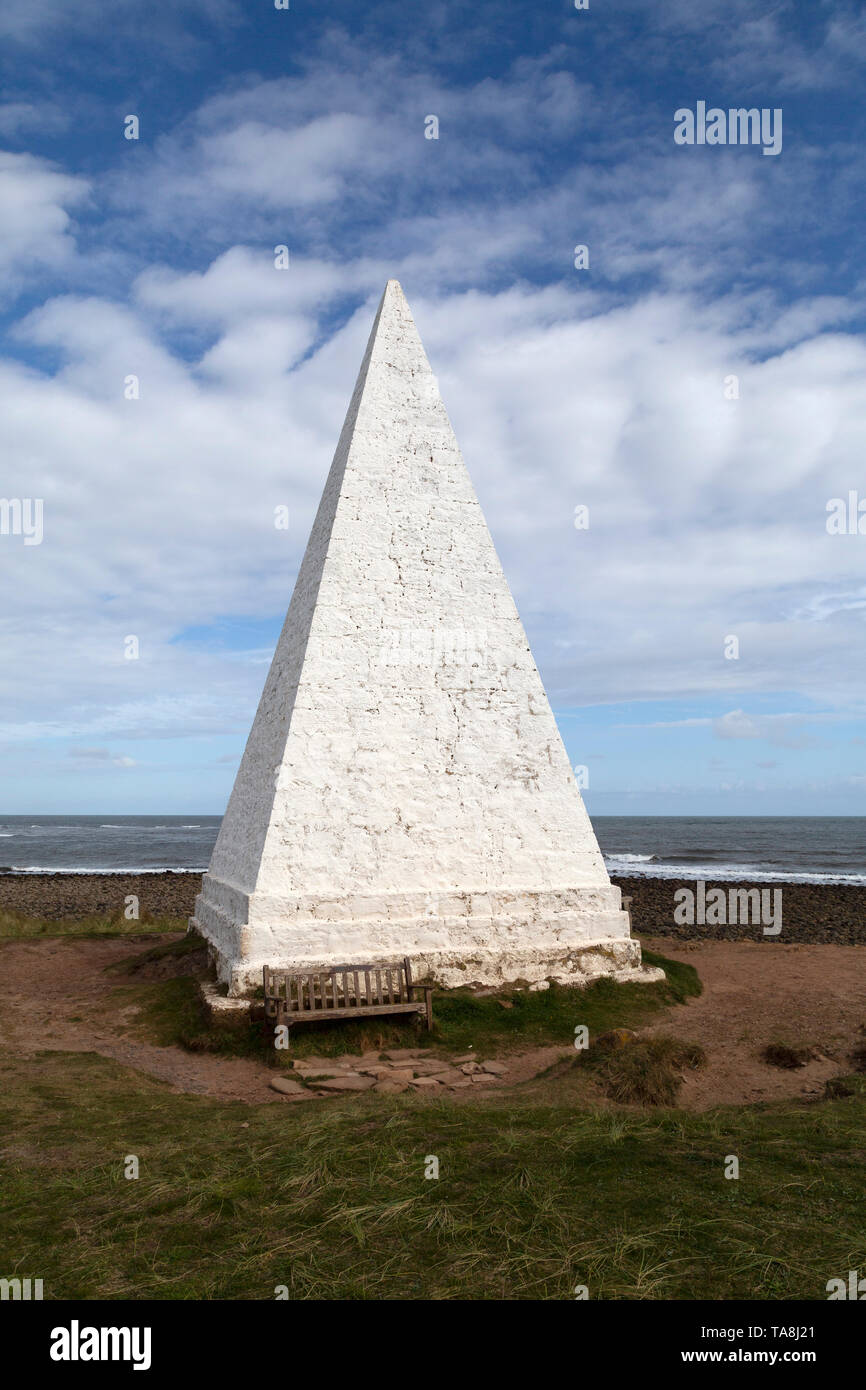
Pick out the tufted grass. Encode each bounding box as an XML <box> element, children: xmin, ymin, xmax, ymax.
<box><xmin>122</xmin><ymin>941</ymin><xmax>701</xmax><ymax>1062</ymax></box>
<box><xmin>1</xmin><ymin>1049</ymin><xmax>864</xmax><ymax>1301</ymax></box>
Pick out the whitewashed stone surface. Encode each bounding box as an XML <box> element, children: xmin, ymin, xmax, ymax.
<box><xmin>191</xmin><ymin>281</ymin><xmax>661</xmax><ymax>994</ymax></box>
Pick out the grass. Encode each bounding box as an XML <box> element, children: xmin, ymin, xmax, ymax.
<box><xmin>118</xmin><ymin>939</ymin><xmax>702</xmax><ymax>1064</ymax></box>
<box><xmin>578</xmin><ymin>1035</ymin><xmax>707</xmax><ymax>1106</ymax></box>
<box><xmin>0</xmin><ymin>909</ymin><xmax>187</xmax><ymax>940</ymax></box>
<box><xmin>114</xmin><ymin>934</ymin><xmax>207</xmax><ymax>973</ymax></box>
<box><xmin>1</xmin><ymin>1048</ymin><xmax>864</xmax><ymax>1300</ymax></box>
<box><xmin>1</xmin><ymin>924</ymin><xmax>863</xmax><ymax>1300</ymax></box>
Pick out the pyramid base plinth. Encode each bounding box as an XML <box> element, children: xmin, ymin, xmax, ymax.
<box><xmin>190</xmin><ymin>878</ymin><xmax>662</xmax><ymax>997</ymax></box>
<box><xmin>407</xmin><ymin>939</ymin><xmax>663</xmax><ymax>991</ymax></box>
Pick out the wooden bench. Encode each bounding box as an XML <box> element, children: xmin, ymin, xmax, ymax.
<box><xmin>263</xmin><ymin>957</ymin><xmax>433</xmax><ymax>1038</ymax></box>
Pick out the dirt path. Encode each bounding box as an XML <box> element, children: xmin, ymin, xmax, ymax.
<box><xmin>640</xmin><ymin>936</ymin><xmax>866</xmax><ymax>1108</ymax></box>
<box><xmin>0</xmin><ymin>936</ymin><xmax>280</xmax><ymax>1103</ymax></box>
<box><xmin>0</xmin><ymin>934</ymin><xmax>863</xmax><ymax>1109</ymax></box>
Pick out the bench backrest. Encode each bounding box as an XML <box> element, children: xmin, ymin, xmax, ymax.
<box><xmin>264</xmin><ymin>957</ymin><xmax>415</xmax><ymax>1016</ymax></box>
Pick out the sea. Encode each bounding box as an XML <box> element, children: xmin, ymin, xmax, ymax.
<box><xmin>0</xmin><ymin>815</ymin><xmax>863</xmax><ymax>885</ymax></box>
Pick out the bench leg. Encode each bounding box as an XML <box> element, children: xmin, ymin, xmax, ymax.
<box><xmin>424</xmin><ymin>987</ymin><xmax>433</xmax><ymax>1032</ymax></box>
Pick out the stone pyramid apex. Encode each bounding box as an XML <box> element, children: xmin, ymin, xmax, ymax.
<box><xmin>362</xmin><ymin>277</ymin><xmax>427</xmax><ymax>366</ymax></box>
<box><xmin>191</xmin><ymin>284</ymin><xmax>655</xmax><ymax>997</ymax></box>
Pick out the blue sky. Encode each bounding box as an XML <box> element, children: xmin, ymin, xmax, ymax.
<box><xmin>0</xmin><ymin>0</ymin><xmax>865</xmax><ymax>815</ymax></box>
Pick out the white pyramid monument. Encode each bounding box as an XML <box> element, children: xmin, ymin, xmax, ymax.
<box><xmin>191</xmin><ymin>281</ymin><xmax>655</xmax><ymax>996</ymax></box>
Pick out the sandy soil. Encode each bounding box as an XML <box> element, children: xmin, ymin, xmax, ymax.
<box><xmin>0</xmin><ymin>933</ymin><xmax>863</xmax><ymax>1110</ymax></box>
<box><xmin>0</xmin><ymin>935</ymin><xmax>280</xmax><ymax>1103</ymax></box>
<box><xmin>640</xmin><ymin>935</ymin><xmax>866</xmax><ymax>1108</ymax></box>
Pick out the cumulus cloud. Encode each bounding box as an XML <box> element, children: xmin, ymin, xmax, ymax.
<box><xmin>0</xmin><ymin>103</ymin><xmax>71</xmax><ymax>138</ymax></box>
<box><xmin>0</xmin><ymin>19</ymin><xmax>864</xmax><ymax>812</ymax></box>
<box><xmin>711</xmin><ymin>710</ymin><xmax>820</xmax><ymax>747</ymax></box>
<box><xmin>0</xmin><ymin>0</ymin><xmax>239</xmax><ymax>49</ymax></box>
<box><xmin>69</xmin><ymin>747</ymin><xmax>136</xmax><ymax>766</ymax></box>
<box><xmin>5</xmin><ymin>261</ymin><xmax>866</xmax><ymax>749</ymax></box>
<box><xmin>0</xmin><ymin>151</ymin><xmax>88</xmax><ymax>300</ymax></box>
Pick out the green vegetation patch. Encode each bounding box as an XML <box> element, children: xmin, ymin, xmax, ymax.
<box><xmin>1</xmin><ymin>1050</ymin><xmax>864</xmax><ymax>1301</ymax></box>
<box><xmin>0</xmin><ymin>910</ymin><xmax>186</xmax><ymax>940</ymax></box>
<box><xmin>122</xmin><ymin>945</ymin><xmax>701</xmax><ymax>1065</ymax></box>
<box><xmin>579</xmin><ymin>1034</ymin><xmax>707</xmax><ymax>1106</ymax></box>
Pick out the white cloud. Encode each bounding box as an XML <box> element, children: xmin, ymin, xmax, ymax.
<box><xmin>0</xmin><ymin>151</ymin><xmax>88</xmax><ymax>299</ymax></box>
<box><xmin>69</xmin><ymin>747</ymin><xmax>136</xmax><ymax>766</ymax></box>
<box><xmin>3</xmin><ymin>265</ymin><xmax>866</xmax><ymax>751</ymax></box>
<box><xmin>0</xmin><ymin>103</ymin><xmax>71</xmax><ymax>137</ymax></box>
<box><xmin>1</xmin><ymin>48</ymin><xmax>865</xmax><ymax>778</ymax></box>
<box><xmin>711</xmin><ymin>710</ymin><xmax>816</xmax><ymax>746</ymax></box>
<box><xmin>0</xmin><ymin>0</ymin><xmax>239</xmax><ymax>47</ymax></box>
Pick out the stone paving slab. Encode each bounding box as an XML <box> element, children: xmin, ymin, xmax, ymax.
<box><xmin>314</xmin><ymin>1074</ymin><xmax>377</xmax><ymax>1092</ymax></box>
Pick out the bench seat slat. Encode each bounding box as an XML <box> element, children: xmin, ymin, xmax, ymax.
<box><xmin>279</xmin><ymin>1002</ymin><xmax>424</xmax><ymax>1020</ymax></box>
<box><xmin>263</xmin><ymin>960</ymin><xmax>433</xmax><ymax>1035</ymax></box>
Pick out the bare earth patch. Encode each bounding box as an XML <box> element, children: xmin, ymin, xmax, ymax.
<box><xmin>638</xmin><ymin>936</ymin><xmax>866</xmax><ymax>1108</ymax></box>
<box><xmin>0</xmin><ymin>936</ymin><xmax>277</xmax><ymax>1103</ymax></box>
<box><xmin>0</xmin><ymin>933</ymin><xmax>863</xmax><ymax>1109</ymax></box>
